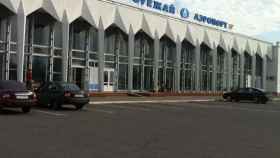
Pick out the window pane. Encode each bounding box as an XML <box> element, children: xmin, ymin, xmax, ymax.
<box><xmin>118</xmin><ymin>64</ymin><xmax>128</xmax><ymax>90</ymax></box>
<box><xmin>32</xmin><ymin>56</ymin><xmax>49</xmax><ymax>82</ymax></box>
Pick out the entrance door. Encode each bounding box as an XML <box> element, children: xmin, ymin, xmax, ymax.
<box><xmin>72</xmin><ymin>68</ymin><xmax>85</xmax><ymax>89</ymax></box>
<box><xmin>104</xmin><ymin>69</ymin><xmax>114</xmax><ymax>92</ymax></box>
<box><xmin>0</xmin><ymin>53</ymin><xmax>5</xmax><ymax>80</ymax></box>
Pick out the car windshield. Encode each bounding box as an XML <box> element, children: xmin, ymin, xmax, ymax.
<box><xmin>60</xmin><ymin>83</ymin><xmax>81</xmax><ymax>91</ymax></box>
<box><xmin>0</xmin><ymin>81</ymin><xmax>27</xmax><ymax>91</ymax></box>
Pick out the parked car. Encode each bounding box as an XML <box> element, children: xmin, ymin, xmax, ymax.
<box><xmin>36</xmin><ymin>82</ymin><xmax>89</xmax><ymax>110</ymax></box>
<box><xmin>223</xmin><ymin>88</ymin><xmax>269</xmax><ymax>104</ymax></box>
<box><xmin>0</xmin><ymin>80</ymin><xmax>36</xmax><ymax>113</ymax></box>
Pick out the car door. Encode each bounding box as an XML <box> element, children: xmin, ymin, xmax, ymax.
<box><xmin>48</xmin><ymin>83</ymin><xmax>63</xmax><ymax>102</ymax></box>
<box><xmin>38</xmin><ymin>83</ymin><xmax>51</xmax><ymax>106</ymax></box>
<box><xmin>247</xmin><ymin>88</ymin><xmax>256</xmax><ymax>100</ymax></box>
<box><xmin>237</xmin><ymin>88</ymin><xmax>250</xmax><ymax>100</ymax></box>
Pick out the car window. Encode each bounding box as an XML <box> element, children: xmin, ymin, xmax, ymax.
<box><xmin>48</xmin><ymin>84</ymin><xmax>58</xmax><ymax>90</ymax></box>
<box><xmin>0</xmin><ymin>81</ymin><xmax>27</xmax><ymax>91</ymax></box>
<box><xmin>238</xmin><ymin>88</ymin><xmax>247</xmax><ymax>93</ymax></box>
<box><xmin>60</xmin><ymin>83</ymin><xmax>80</xmax><ymax>91</ymax></box>
<box><xmin>252</xmin><ymin>88</ymin><xmax>262</xmax><ymax>93</ymax></box>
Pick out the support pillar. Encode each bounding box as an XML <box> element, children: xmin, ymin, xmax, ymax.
<box><xmin>49</xmin><ymin>24</ymin><xmax>55</xmax><ymax>82</ymax></box>
<box><xmin>84</xmin><ymin>29</ymin><xmax>90</xmax><ymax>91</ymax></box>
<box><xmin>212</xmin><ymin>46</ymin><xmax>217</xmax><ymax>92</ymax></box>
<box><xmin>128</xmin><ymin>26</ymin><xmax>134</xmax><ymax>92</ymax></box>
<box><xmin>252</xmin><ymin>54</ymin><xmax>256</xmax><ymax>88</ymax></box>
<box><xmin>227</xmin><ymin>48</ymin><xmax>232</xmax><ymax>91</ymax></box>
<box><xmin>175</xmin><ymin>38</ymin><xmax>181</xmax><ymax>92</ymax></box>
<box><xmin>16</xmin><ymin>4</ymin><xmax>26</xmax><ymax>82</ymax></box>
<box><xmin>240</xmin><ymin>52</ymin><xmax>245</xmax><ymax>88</ymax></box>
<box><xmin>98</xmin><ymin>19</ymin><xmax>105</xmax><ymax>92</ymax></box>
<box><xmin>62</xmin><ymin>12</ymin><xmax>69</xmax><ymax>82</ymax></box>
<box><xmin>195</xmin><ymin>40</ymin><xmax>201</xmax><ymax>91</ymax></box>
<box><xmin>153</xmin><ymin>32</ymin><xmax>159</xmax><ymax>92</ymax></box>
<box><xmin>5</xmin><ymin>18</ymin><xmax>11</xmax><ymax>80</ymax></box>
<box><xmin>262</xmin><ymin>55</ymin><xmax>267</xmax><ymax>90</ymax></box>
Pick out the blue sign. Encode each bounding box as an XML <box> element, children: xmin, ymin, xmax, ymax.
<box><xmin>180</xmin><ymin>8</ymin><xmax>189</xmax><ymax>19</ymax></box>
<box><xmin>193</xmin><ymin>14</ymin><xmax>228</xmax><ymax>29</ymax></box>
<box><xmin>131</xmin><ymin>0</ymin><xmax>231</xmax><ymax>29</ymax></box>
<box><xmin>132</xmin><ymin>0</ymin><xmax>176</xmax><ymax>14</ymax></box>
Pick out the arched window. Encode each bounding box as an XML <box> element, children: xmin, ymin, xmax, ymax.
<box><xmin>104</xmin><ymin>26</ymin><xmax>128</xmax><ymax>91</ymax></box>
<box><xmin>180</xmin><ymin>40</ymin><xmax>195</xmax><ymax>91</ymax></box>
<box><xmin>133</xmin><ymin>31</ymin><xmax>154</xmax><ymax>91</ymax></box>
<box><xmin>158</xmin><ymin>35</ymin><xmax>176</xmax><ymax>92</ymax></box>
<box><xmin>244</xmin><ymin>52</ymin><xmax>252</xmax><ymax>87</ymax></box>
<box><xmin>232</xmin><ymin>49</ymin><xmax>241</xmax><ymax>89</ymax></box>
<box><xmin>200</xmin><ymin>43</ymin><xmax>212</xmax><ymax>91</ymax></box>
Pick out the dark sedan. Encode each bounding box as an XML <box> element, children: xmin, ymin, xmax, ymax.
<box><xmin>36</xmin><ymin>82</ymin><xmax>89</xmax><ymax>110</ymax></box>
<box><xmin>0</xmin><ymin>80</ymin><xmax>36</xmax><ymax>113</ymax></box>
<box><xmin>223</xmin><ymin>88</ymin><xmax>269</xmax><ymax>104</ymax></box>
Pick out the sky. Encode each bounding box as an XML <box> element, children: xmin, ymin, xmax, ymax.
<box><xmin>117</xmin><ymin>0</ymin><xmax>280</xmax><ymax>43</ymax></box>
<box><xmin>163</xmin><ymin>0</ymin><xmax>280</xmax><ymax>43</ymax></box>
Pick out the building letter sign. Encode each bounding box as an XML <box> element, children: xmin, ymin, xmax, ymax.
<box><xmin>131</xmin><ymin>0</ymin><xmax>232</xmax><ymax>29</ymax></box>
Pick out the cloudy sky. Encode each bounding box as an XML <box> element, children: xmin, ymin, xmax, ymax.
<box><xmin>118</xmin><ymin>0</ymin><xmax>280</xmax><ymax>43</ymax></box>
<box><xmin>172</xmin><ymin>0</ymin><xmax>280</xmax><ymax>43</ymax></box>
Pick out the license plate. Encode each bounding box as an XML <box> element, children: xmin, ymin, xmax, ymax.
<box><xmin>75</xmin><ymin>94</ymin><xmax>84</xmax><ymax>98</ymax></box>
<box><xmin>16</xmin><ymin>96</ymin><xmax>29</xmax><ymax>100</ymax></box>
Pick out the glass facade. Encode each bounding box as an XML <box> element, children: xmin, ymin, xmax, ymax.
<box><xmin>216</xmin><ymin>47</ymin><xmax>226</xmax><ymax>91</ymax></box>
<box><xmin>244</xmin><ymin>52</ymin><xmax>252</xmax><ymax>87</ymax></box>
<box><xmin>255</xmin><ymin>54</ymin><xmax>263</xmax><ymax>89</ymax></box>
<box><xmin>133</xmin><ymin>31</ymin><xmax>154</xmax><ymax>91</ymax></box>
<box><xmin>232</xmin><ymin>49</ymin><xmax>241</xmax><ymax>89</ymax></box>
<box><xmin>69</xmin><ymin>18</ymin><xmax>98</xmax><ymax>89</ymax></box>
<box><xmin>0</xmin><ymin>4</ymin><xmax>269</xmax><ymax>93</ymax></box>
<box><xmin>200</xmin><ymin>43</ymin><xmax>213</xmax><ymax>91</ymax></box>
<box><xmin>180</xmin><ymin>40</ymin><xmax>195</xmax><ymax>91</ymax></box>
<box><xmin>0</xmin><ymin>4</ymin><xmax>17</xmax><ymax>81</ymax></box>
<box><xmin>105</xmin><ymin>26</ymin><xmax>128</xmax><ymax>90</ymax></box>
<box><xmin>158</xmin><ymin>36</ymin><xmax>176</xmax><ymax>92</ymax></box>
<box><xmin>24</xmin><ymin>10</ymin><xmax>62</xmax><ymax>89</ymax></box>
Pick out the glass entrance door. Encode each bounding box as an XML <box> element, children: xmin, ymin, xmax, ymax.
<box><xmin>0</xmin><ymin>53</ymin><xmax>5</xmax><ymax>80</ymax></box>
<box><xmin>72</xmin><ymin>68</ymin><xmax>85</xmax><ymax>89</ymax></box>
<box><xmin>104</xmin><ymin>69</ymin><xmax>114</xmax><ymax>92</ymax></box>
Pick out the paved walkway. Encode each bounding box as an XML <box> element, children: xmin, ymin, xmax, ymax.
<box><xmin>90</xmin><ymin>96</ymin><xmax>221</xmax><ymax>104</ymax></box>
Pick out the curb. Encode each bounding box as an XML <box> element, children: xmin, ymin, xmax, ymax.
<box><xmin>89</xmin><ymin>99</ymin><xmax>216</xmax><ymax>105</ymax></box>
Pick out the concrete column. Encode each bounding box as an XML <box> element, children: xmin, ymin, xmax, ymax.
<box><xmin>195</xmin><ymin>40</ymin><xmax>201</xmax><ymax>91</ymax></box>
<box><xmin>49</xmin><ymin>24</ymin><xmax>55</xmax><ymax>82</ymax></box>
<box><xmin>153</xmin><ymin>32</ymin><xmax>159</xmax><ymax>92</ymax></box>
<box><xmin>175</xmin><ymin>38</ymin><xmax>181</xmax><ymax>92</ymax></box>
<box><xmin>68</xmin><ymin>25</ymin><xmax>73</xmax><ymax>82</ymax></box>
<box><xmin>62</xmin><ymin>12</ymin><xmax>69</xmax><ymax>82</ymax></box>
<box><xmin>17</xmin><ymin>4</ymin><xmax>26</xmax><ymax>82</ymax></box>
<box><xmin>128</xmin><ymin>26</ymin><xmax>134</xmax><ymax>92</ymax></box>
<box><xmin>252</xmin><ymin>54</ymin><xmax>256</xmax><ymax>88</ymax></box>
<box><xmin>84</xmin><ymin>29</ymin><xmax>90</xmax><ymax>91</ymax></box>
<box><xmin>211</xmin><ymin>46</ymin><xmax>217</xmax><ymax>92</ymax></box>
<box><xmin>262</xmin><ymin>55</ymin><xmax>267</xmax><ymax>90</ymax></box>
<box><xmin>240</xmin><ymin>52</ymin><xmax>245</xmax><ymax>88</ymax></box>
<box><xmin>5</xmin><ymin>18</ymin><xmax>11</xmax><ymax>80</ymax></box>
<box><xmin>227</xmin><ymin>48</ymin><xmax>232</xmax><ymax>91</ymax></box>
<box><xmin>98</xmin><ymin>19</ymin><xmax>105</xmax><ymax>92</ymax></box>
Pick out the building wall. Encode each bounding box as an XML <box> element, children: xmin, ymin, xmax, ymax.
<box><xmin>0</xmin><ymin>0</ymin><xmax>278</xmax><ymax>94</ymax></box>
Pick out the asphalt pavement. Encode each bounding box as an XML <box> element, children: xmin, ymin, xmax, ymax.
<box><xmin>0</xmin><ymin>101</ymin><xmax>280</xmax><ymax>158</ymax></box>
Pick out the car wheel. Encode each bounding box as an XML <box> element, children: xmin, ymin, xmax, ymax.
<box><xmin>50</xmin><ymin>100</ymin><xmax>61</xmax><ymax>110</ymax></box>
<box><xmin>260</xmin><ymin>98</ymin><xmax>267</xmax><ymax>104</ymax></box>
<box><xmin>22</xmin><ymin>107</ymin><xmax>31</xmax><ymax>113</ymax></box>
<box><xmin>233</xmin><ymin>97</ymin><xmax>239</xmax><ymax>102</ymax></box>
<box><xmin>254</xmin><ymin>97</ymin><xmax>261</xmax><ymax>104</ymax></box>
<box><xmin>75</xmin><ymin>104</ymin><xmax>85</xmax><ymax>110</ymax></box>
<box><xmin>226</xmin><ymin>96</ymin><xmax>232</xmax><ymax>102</ymax></box>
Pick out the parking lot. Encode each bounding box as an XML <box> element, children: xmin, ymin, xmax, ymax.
<box><xmin>0</xmin><ymin>101</ymin><xmax>280</xmax><ymax>158</ymax></box>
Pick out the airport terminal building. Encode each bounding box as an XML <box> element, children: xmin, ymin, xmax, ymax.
<box><xmin>0</xmin><ymin>0</ymin><xmax>279</xmax><ymax>94</ymax></box>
